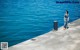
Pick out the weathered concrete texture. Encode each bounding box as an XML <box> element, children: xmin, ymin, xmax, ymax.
<box><xmin>5</xmin><ymin>19</ymin><xmax>80</xmax><ymax>50</ymax></box>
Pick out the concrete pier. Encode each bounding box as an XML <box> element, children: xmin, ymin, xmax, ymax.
<box><xmin>5</xmin><ymin>19</ymin><xmax>80</xmax><ymax>50</ymax></box>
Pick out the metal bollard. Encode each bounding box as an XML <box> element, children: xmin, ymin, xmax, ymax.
<box><xmin>54</xmin><ymin>21</ymin><xmax>58</xmax><ymax>30</ymax></box>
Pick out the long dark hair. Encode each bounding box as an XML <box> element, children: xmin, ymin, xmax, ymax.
<box><xmin>66</xmin><ymin>10</ymin><xmax>68</xmax><ymax>14</ymax></box>
<box><xmin>65</xmin><ymin>10</ymin><xmax>68</xmax><ymax>18</ymax></box>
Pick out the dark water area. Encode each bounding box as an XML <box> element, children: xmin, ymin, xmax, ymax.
<box><xmin>0</xmin><ymin>0</ymin><xmax>80</xmax><ymax>46</ymax></box>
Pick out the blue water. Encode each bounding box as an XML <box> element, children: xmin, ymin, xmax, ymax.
<box><xmin>0</xmin><ymin>0</ymin><xmax>80</xmax><ymax>47</ymax></box>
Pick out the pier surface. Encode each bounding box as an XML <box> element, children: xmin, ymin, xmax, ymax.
<box><xmin>5</xmin><ymin>19</ymin><xmax>80</xmax><ymax>50</ymax></box>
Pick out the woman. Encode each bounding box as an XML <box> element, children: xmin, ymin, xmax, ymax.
<box><xmin>64</xmin><ymin>10</ymin><xmax>69</xmax><ymax>30</ymax></box>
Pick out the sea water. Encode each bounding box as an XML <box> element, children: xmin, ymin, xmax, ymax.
<box><xmin>0</xmin><ymin>0</ymin><xmax>80</xmax><ymax>46</ymax></box>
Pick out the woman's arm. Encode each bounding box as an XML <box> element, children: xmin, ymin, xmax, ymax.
<box><xmin>68</xmin><ymin>17</ymin><xmax>69</xmax><ymax>21</ymax></box>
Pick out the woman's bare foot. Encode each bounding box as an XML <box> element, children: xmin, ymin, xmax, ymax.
<box><xmin>63</xmin><ymin>28</ymin><xmax>66</xmax><ymax>30</ymax></box>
